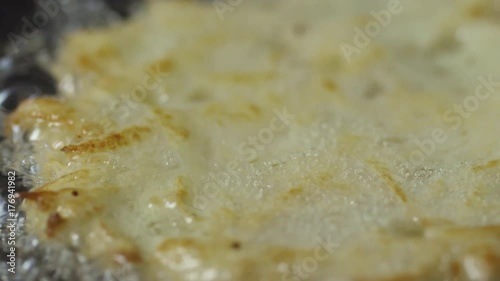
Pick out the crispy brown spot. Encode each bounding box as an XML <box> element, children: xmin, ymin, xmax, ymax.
<box><xmin>72</xmin><ymin>190</ymin><xmax>79</xmax><ymax>197</ymax></box>
<box><xmin>231</xmin><ymin>241</ymin><xmax>241</xmax><ymax>250</ymax></box>
<box><xmin>19</xmin><ymin>191</ymin><xmax>58</xmax><ymax>211</ymax></box>
<box><xmin>369</xmin><ymin>161</ymin><xmax>408</xmax><ymax>203</ymax></box>
<box><xmin>266</xmin><ymin>247</ymin><xmax>310</xmax><ymax>264</ymax></box>
<box><xmin>175</xmin><ymin>177</ymin><xmax>199</xmax><ymax>219</ymax></box>
<box><xmin>115</xmin><ymin>250</ymin><xmax>142</xmax><ymax>263</ymax></box>
<box><xmin>153</xmin><ymin>108</ymin><xmax>190</xmax><ymax>139</ymax></box>
<box><xmin>450</xmin><ymin>261</ymin><xmax>461</xmax><ymax>279</ymax></box>
<box><xmin>248</xmin><ymin>104</ymin><xmax>261</xmax><ymax>116</ymax></box>
<box><xmin>148</xmin><ymin>58</ymin><xmax>175</xmax><ymax>75</ymax></box>
<box><xmin>46</xmin><ymin>212</ymin><xmax>65</xmax><ymax>237</ymax></box>
<box><xmin>322</xmin><ymin>79</ymin><xmax>338</xmax><ymax>92</ymax></box>
<box><xmin>281</xmin><ymin>187</ymin><xmax>304</xmax><ymax>200</ymax></box>
<box><xmin>482</xmin><ymin>252</ymin><xmax>500</xmax><ymax>273</ymax></box>
<box><xmin>78</xmin><ymin>54</ymin><xmax>100</xmax><ymax>71</ymax></box>
<box><xmin>61</xmin><ymin>126</ymin><xmax>151</xmax><ymax>154</ymax></box>
<box><xmin>472</xmin><ymin>160</ymin><xmax>499</xmax><ymax>171</ymax></box>
<box><xmin>467</xmin><ymin>3</ymin><xmax>485</xmax><ymax>18</ymax></box>
<box><xmin>176</xmin><ymin>177</ymin><xmax>189</xmax><ymax>204</ymax></box>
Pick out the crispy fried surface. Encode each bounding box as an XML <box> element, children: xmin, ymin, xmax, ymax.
<box><xmin>9</xmin><ymin>0</ymin><xmax>500</xmax><ymax>280</ymax></box>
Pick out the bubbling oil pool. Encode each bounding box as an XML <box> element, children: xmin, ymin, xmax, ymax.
<box><xmin>0</xmin><ymin>1</ymin><xmax>142</xmax><ymax>280</ymax></box>
<box><xmin>0</xmin><ymin>88</ymin><xmax>142</xmax><ymax>281</ymax></box>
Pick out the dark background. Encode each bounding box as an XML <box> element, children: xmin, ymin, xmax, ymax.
<box><xmin>0</xmin><ymin>0</ymin><xmax>138</xmax><ymax>54</ymax></box>
<box><xmin>0</xmin><ymin>0</ymin><xmax>35</xmax><ymax>52</ymax></box>
<box><xmin>0</xmin><ymin>0</ymin><xmax>141</xmax><ymax>113</ymax></box>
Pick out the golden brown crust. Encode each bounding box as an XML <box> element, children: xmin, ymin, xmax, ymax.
<box><xmin>20</xmin><ymin>191</ymin><xmax>60</xmax><ymax>212</ymax></box>
<box><xmin>151</xmin><ymin>108</ymin><xmax>190</xmax><ymax>140</ymax></box>
<box><xmin>46</xmin><ymin>212</ymin><xmax>66</xmax><ymax>237</ymax></box>
<box><xmin>61</xmin><ymin>126</ymin><xmax>151</xmax><ymax>154</ymax></box>
<box><xmin>368</xmin><ymin>161</ymin><xmax>408</xmax><ymax>203</ymax></box>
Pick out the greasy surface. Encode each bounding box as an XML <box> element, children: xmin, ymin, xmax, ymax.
<box><xmin>7</xmin><ymin>0</ymin><xmax>500</xmax><ymax>280</ymax></box>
